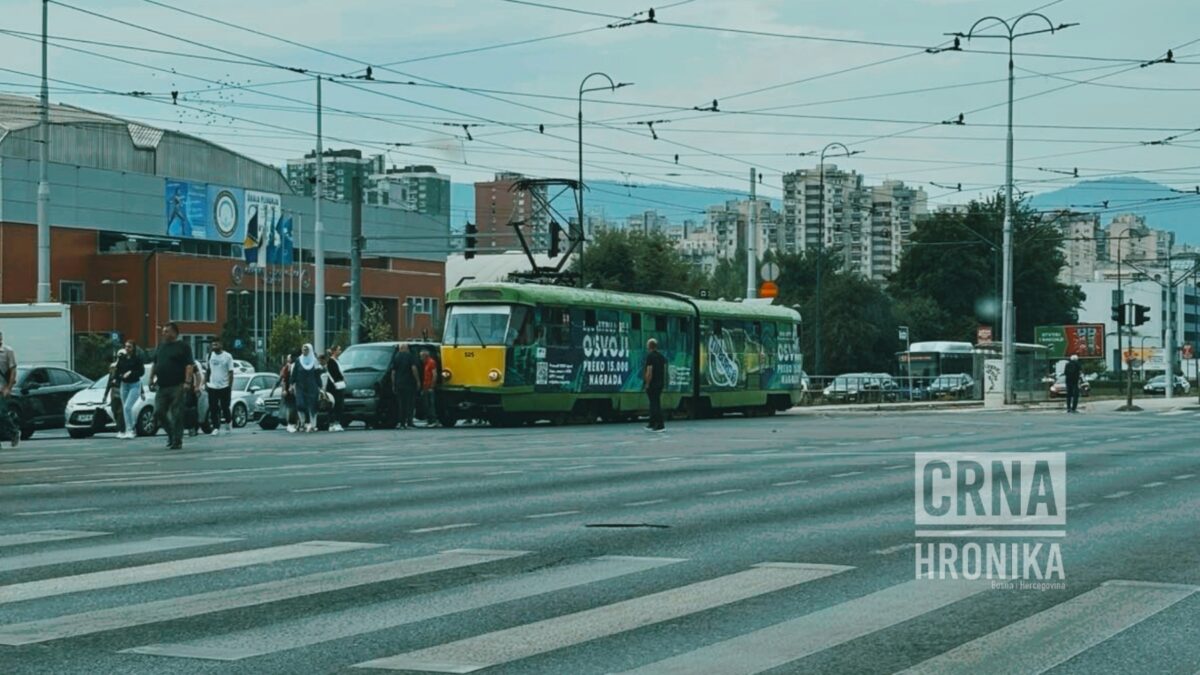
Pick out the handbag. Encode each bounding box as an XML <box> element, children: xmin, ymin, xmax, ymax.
<box><xmin>333</xmin><ymin>380</ymin><xmax>346</xmax><ymax>390</ymax></box>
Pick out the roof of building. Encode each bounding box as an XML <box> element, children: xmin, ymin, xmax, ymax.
<box><xmin>0</xmin><ymin>94</ymin><xmax>289</xmax><ymax>192</ymax></box>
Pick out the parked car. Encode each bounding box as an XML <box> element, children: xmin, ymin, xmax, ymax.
<box><xmin>7</xmin><ymin>366</ymin><xmax>92</xmax><ymax>439</ymax></box>
<box><xmin>66</xmin><ymin>372</ymin><xmax>211</xmax><ymax>438</ymax></box>
<box><xmin>1049</xmin><ymin>376</ymin><xmax>1091</xmax><ymax>398</ymax></box>
<box><xmin>1143</xmin><ymin>374</ymin><xmax>1191</xmax><ymax>395</ymax></box>
<box><xmin>231</xmin><ymin>359</ymin><xmax>256</xmax><ymax>375</ymax></box>
<box><xmin>927</xmin><ymin>373</ymin><xmax>975</xmax><ymax>400</ymax></box>
<box><xmin>822</xmin><ymin>373</ymin><xmax>895</xmax><ymax>403</ymax></box>
<box><xmin>230</xmin><ymin>372</ymin><xmax>278</xmax><ymax>427</ymax></box>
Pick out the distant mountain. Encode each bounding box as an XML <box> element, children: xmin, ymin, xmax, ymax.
<box><xmin>449</xmin><ymin>180</ymin><xmax>768</xmax><ymax>232</ymax></box>
<box><xmin>1028</xmin><ymin>177</ymin><xmax>1200</xmax><ymax>245</ymax></box>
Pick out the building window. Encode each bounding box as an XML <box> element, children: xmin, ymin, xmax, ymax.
<box><xmin>406</xmin><ymin>296</ymin><xmax>440</xmax><ymax>329</ymax></box>
<box><xmin>169</xmin><ymin>283</ymin><xmax>217</xmax><ymax>323</ymax></box>
<box><xmin>179</xmin><ymin>334</ymin><xmax>214</xmax><ymax>357</ymax></box>
<box><xmin>59</xmin><ymin>280</ymin><xmax>85</xmax><ymax>304</ymax></box>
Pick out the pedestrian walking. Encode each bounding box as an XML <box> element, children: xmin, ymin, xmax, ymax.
<box><xmin>420</xmin><ymin>349</ymin><xmax>439</xmax><ymax>427</ymax></box>
<box><xmin>114</xmin><ymin>339</ymin><xmax>144</xmax><ymax>439</ymax></box>
<box><xmin>279</xmin><ymin>354</ymin><xmax>297</xmax><ymax>433</ymax></box>
<box><xmin>292</xmin><ymin>343</ymin><xmax>322</xmax><ymax>432</ymax></box>
<box><xmin>389</xmin><ymin>343</ymin><xmax>419</xmax><ymax>429</ymax></box>
<box><xmin>185</xmin><ymin>360</ymin><xmax>205</xmax><ymax>437</ymax></box>
<box><xmin>206</xmin><ymin>338</ymin><xmax>234</xmax><ymax>435</ymax></box>
<box><xmin>643</xmin><ymin>338</ymin><xmax>667</xmax><ymax>432</ymax></box>
<box><xmin>103</xmin><ymin>359</ymin><xmax>125</xmax><ymax>437</ymax></box>
<box><xmin>0</xmin><ymin>331</ymin><xmax>19</xmax><ymax>447</ymax></box>
<box><xmin>1064</xmin><ymin>354</ymin><xmax>1082</xmax><ymax>414</ymax></box>
<box><xmin>149</xmin><ymin>323</ymin><xmax>194</xmax><ymax>450</ymax></box>
<box><xmin>326</xmin><ymin>346</ymin><xmax>346</xmax><ymax>432</ymax></box>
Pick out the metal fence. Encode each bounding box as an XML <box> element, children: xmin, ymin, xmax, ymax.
<box><xmin>798</xmin><ymin>374</ymin><xmax>983</xmax><ymax>407</ymax></box>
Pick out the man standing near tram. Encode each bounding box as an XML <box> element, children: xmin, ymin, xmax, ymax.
<box><xmin>643</xmin><ymin>338</ymin><xmax>667</xmax><ymax>433</ymax></box>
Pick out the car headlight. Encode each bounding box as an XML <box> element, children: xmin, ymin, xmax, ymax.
<box><xmin>254</xmin><ymin>399</ymin><xmax>265</xmax><ymax>409</ymax></box>
<box><xmin>352</xmin><ymin>389</ymin><xmax>375</xmax><ymax>398</ymax></box>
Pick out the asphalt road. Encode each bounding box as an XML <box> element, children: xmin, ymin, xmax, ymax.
<box><xmin>1</xmin><ymin>403</ymin><xmax>1198</xmax><ymax>675</ymax></box>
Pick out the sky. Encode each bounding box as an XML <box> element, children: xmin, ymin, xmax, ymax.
<box><xmin>1</xmin><ymin>0</ymin><xmax>1199</xmax><ymax>231</ymax></box>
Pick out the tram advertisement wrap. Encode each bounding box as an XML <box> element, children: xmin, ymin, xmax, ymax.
<box><xmin>701</xmin><ymin>322</ymin><xmax>800</xmax><ymax>391</ymax></box>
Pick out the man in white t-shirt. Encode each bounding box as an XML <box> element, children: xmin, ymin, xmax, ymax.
<box><xmin>205</xmin><ymin>339</ymin><xmax>235</xmax><ymax>435</ymax></box>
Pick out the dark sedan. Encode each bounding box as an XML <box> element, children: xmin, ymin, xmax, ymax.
<box><xmin>6</xmin><ymin>365</ymin><xmax>92</xmax><ymax>440</ymax></box>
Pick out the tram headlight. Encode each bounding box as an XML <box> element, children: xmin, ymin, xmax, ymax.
<box><xmin>488</xmin><ymin>369</ymin><xmax>501</xmax><ymax>382</ymax></box>
<box><xmin>441</xmin><ymin>369</ymin><xmax>452</xmax><ymax>382</ymax></box>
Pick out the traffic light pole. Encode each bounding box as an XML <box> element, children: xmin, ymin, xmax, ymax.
<box><xmin>1126</xmin><ymin>302</ymin><xmax>1135</xmax><ymax>410</ymax></box>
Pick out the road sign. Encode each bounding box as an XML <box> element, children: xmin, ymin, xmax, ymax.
<box><xmin>760</xmin><ymin>262</ymin><xmax>780</xmax><ymax>282</ymax></box>
<box><xmin>898</xmin><ymin>326</ymin><xmax>909</xmax><ymax>342</ymax></box>
<box><xmin>976</xmin><ymin>325</ymin><xmax>993</xmax><ymax>344</ymax></box>
<box><xmin>698</xmin><ymin>289</ymin><xmax>710</xmax><ymax>299</ymax></box>
<box><xmin>1183</xmin><ymin>343</ymin><xmax>1194</xmax><ymax>360</ymax></box>
<box><xmin>234</xmin><ymin>338</ymin><xmax>244</xmax><ymax>350</ymax></box>
<box><xmin>758</xmin><ymin>281</ymin><xmax>778</xmax><ymax>298</ymax></box>
<box><xmin>110</xmin><ymin>331</ymin><xmax>120</xmax><ymax>343</ymax></box>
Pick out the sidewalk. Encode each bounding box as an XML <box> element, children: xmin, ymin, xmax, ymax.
<box><xmin>1080</xmin><ymin>396</ymin><xmax>1200</xmax><ymax>414</ymax></box>
<box><xmin>785</xmin><ymin>399</ymin><xmax>982</xmax><ymax>415</ymax></box>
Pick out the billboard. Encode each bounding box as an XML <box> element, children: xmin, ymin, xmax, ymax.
<box><xmin>1035</xmin><ymin>323</ymin><xmax>1105</xmax><ymax>359</ymax></box>
<box><xmin>243</xmin><ymin>190</ymin><xmax>283</xmax><ymax>265</ymax></box>
<box><xmin>164</xmin><ymin>180</ymin><xmax>247</xmax><ymax>243</ymax></box>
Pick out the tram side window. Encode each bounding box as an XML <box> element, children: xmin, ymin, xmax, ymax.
<box><xmin>543</xmin><ymin>306</ymin><xmax>571</xmax><ymax>347</ymax></box>
<box><xmin>654</xmin><ymin>315</ymin><xmax>668</xmax><ymax>332</ymax></box>
<box><xmin>631</xmin><ymin>312</ymin><xmax>641</xmax><ymax>331</ymax></box>
<box><xmin>584</xmin><ymin>309</ymin><xmax>597</xmax><ymax>327</ymax></box>
<box><xmin>512</xmin><ymin>307</ymin><xmax>536</xmax><ymax>346</ymax></box>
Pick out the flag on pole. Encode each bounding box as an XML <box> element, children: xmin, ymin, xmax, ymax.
<box><xmin>243</xmin><ymin>205</ymin><xmax>260</xmax><ymax>265</ymax></box>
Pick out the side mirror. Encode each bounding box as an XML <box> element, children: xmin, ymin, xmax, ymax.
<box><xmin>24</xmin><ymin>382</ymin><xmax>41</xmax><ymax>391</ymax></box>
<box><xmin>248</xmin><ymin>386</ymin><xmax>259</xmax><ymax>393</ymax></box>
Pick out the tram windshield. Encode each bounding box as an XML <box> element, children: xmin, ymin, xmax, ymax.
<box><xmin>444</xmin><ymin>305</ymin><xmax>514</xmax><ymax>346</ymax></box>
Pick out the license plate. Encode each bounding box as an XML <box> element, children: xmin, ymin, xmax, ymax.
<box><xmin>77</xmin><ymin>413</ymin><xmax>93</xmax><ymax>423</ymax></box>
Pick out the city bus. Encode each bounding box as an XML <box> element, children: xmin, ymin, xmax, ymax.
<box><xmin>437</xmin><ymin>283</ymin><xmax>803</xmax><ymax>426</ymax></box>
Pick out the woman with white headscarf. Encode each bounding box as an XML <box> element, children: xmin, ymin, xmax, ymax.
<box><xmin>291</xmin><ymin>343</ymin><xmax>322</xmax><ymax>432</ymax></box>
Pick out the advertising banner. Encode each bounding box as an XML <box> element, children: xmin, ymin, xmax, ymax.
<box><xmin>243</xmin><ymin>190</ymin><xmax>282</xmax><ymax>265</ymax></box>
<box><xmin>164</xmin><ymin>180</ymin><xmax>246</xmax><ymax>242</ymax></box>
<box><xmin>206</xmin><ymin>185</ymin><xmax>245</xmax><ymax>243</ymax></box>
<box><xmin>1034</xmin><ymin>323</ymin><xmax>1105</xmax><ymax>359</ymax></box>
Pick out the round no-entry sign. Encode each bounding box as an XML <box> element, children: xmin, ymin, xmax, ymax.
<box><xmin>760</xmin><ymin>261</ymin><xmax>780</xmax><ymax>282</ymax></box>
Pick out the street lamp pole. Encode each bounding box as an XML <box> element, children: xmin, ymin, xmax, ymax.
<box><xmin>36</xmin><ymin>0</ymin><xmax>50</xmax><ymax>303</ymax></box>
<box><xmin>812</xmin><ymin>142</ymin><xmax>859</xmax><ymax>376</ymax></box>
<box><xmin>313</xmin><ymin>75</ymin><xmax>326</xmax><ymax>355</ymax></box>
<box><xmin>952</xmin><ymin>13</ymin><xmax>1074</xmax><ymax>404</ymax></box>
<box><xmin>577</xmin><ymin>72</ymin><xmax>630</xmax><ymax>286</ymax></box>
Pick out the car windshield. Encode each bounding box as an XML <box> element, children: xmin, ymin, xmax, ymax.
<box><xmin>339</xmin><ymin>346</ymin><xmax>395</xmax><ymax>372</ymax></box>
<box><xmin>88</xmin><ymin>374</ymin><xmax>110</xmax><ymax>389</ymax></box>
<box><xmin>233</xmin><ymin>375</ymin><xmax>252</xmax><ymax>390</ymax></box>
<box><xmin>443</xmin><ymin>305</ymin><xmax>512</xmax><ymax>346</ymax></box>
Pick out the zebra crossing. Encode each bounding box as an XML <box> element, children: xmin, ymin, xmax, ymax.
<box><xmin>1</xmin><ymin>528</ymin><xmax>1195</xmax><ymax>673</ymax></box>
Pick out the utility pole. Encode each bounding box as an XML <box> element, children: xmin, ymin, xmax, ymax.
<box><xmin>746</xmin><ymin>168</ymin><xmax>757</xmax><ymax>300</ymax></box>
<box><xmin>577</xmin><ymin>72</ymin><xmax>631</xmax><ymax>286</ymax></box>
<box><xmin>951</xmin><ymin>13</ymin><xmax>1074</xmax><ymax>404</ymax></box>
<box><xmin>313</xmin><ymin>76</ymin><xmax>326</xmax><ymax>355</ymax></box>
<box><xmin>811</xmin><ymin>142</ymin><xmax>859</xmax><ymax>376</ymax></box>
<box><xmin>36</xmin><ymin>0</ymin><xmax>51</xmax><ymax>303</ymax></box>
<box><xmin>349</xmin><ymin>168</ymin><xmax>363</xmax><ymax>345</ymax></box>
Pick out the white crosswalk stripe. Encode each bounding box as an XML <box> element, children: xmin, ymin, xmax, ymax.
<box><xmin>615</xmin><ymin>578</ymin><xmax>989</xmax><ymax>675</ymax></box>
<box><xmin>125</xmin><ymin>554</ymin><xmax>682</xmax><ymax>661</ymax></box>
<box><xmin>0</xmin><ymin>535</ymin><xmax>237</xmax><ymax>573</ymax></box>
<box><xmin>0</xmin><ymin>530</ymin><xmax>109</xmax><ymax>548</ymax></box>
<box><xmin>900</xmin><ymin>580</ymin><xmax>1199</xmax><ymax>674</ymax></box>
<box><xmin>353</xmin><ymin>562</ymin><xmax>853</xmax><ymax>673</ymax></box>
<box><xmin>0</xmin><ymin>540</ymin><xmax>377</xmax><ymax>606</ymax></box>
<box><xmin>0</xmin><ymin>548</ymin><xmax>526</xmax><ymax>646</ymax></box>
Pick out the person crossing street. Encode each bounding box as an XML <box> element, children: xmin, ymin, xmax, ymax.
<box><xmin>0</xmin><ymin>331</ymin><xmax>19</xmax><ymax>447</ymax></box>
<box><xmin>149</xmin><ymin>323</ymin><xmax>194</xmax><ymax>450</ymax></box>
<box><xmin>206</xmin><ymin>339</ymin><xmax>234</xmax><ymax>435</ymax></box>
<box><xmin>389</xmin><ymin>343</ymin><xmax>420</xmax><ymax>430</ymax></box>
<box><xmin>1064</xmin><ymin>354</ymin><xmax>1083</xmax><ymax>414</ymax></box>
<box><xmin>643</xmin><ymin>338</ymin><xmax>668</xmax><ymax>432</ymax></box>
<box><xmin>114</xmin><ymin>340</ymin><xmax>144</xmax><ymax>439</ymax></box>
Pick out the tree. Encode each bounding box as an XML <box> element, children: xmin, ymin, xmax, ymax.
<box><xmin>889</xmin><ymin>195</ymin><xmax>1083</xmax><ymax>343</ymax></box>
<box><xmin>73</xmin><ymin>333</ymin><xmax>115</xmax><ymax>380</ymax></box>
<box><xmin>363</xmin><ymin>302</ymin><xmax>393</xmax><ymax>342</ymax></box>
<box><xmin>219</xmin><ymin>295</ymin><xmax>256</xmax><ymax>364</ymax></box>
<box><xmin>577</xmin><ymin>229</ymin><xmax>703</xmax><ymax>295</ymax></box>
<box><xmin>707</xmin><ymin>249</ymin><xmax>748</xmax><ymax>301</ymax></box>
<box><xmin>267</xmin><ymin>314</ymin><xmax>309</xmax><ymax>367</ymax></box>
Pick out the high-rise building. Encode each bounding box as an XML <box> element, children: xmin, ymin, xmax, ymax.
<box><xmin>704</xmin><ymin>198</ymin><xmax>781</xmax><ymax>260</ymax></box>
<box><xmin>1047</xmin><ymin>211</ymin><xmax>1101</xmax><ymax>285</ymax></box>
<box><xmin>367</xmin><ymin>164</ymin><xmax>451</xmax><ymax>225</ymax></box>
<box><xmin>864</xmin><ymin>181</ymin><xmax>927</xmax><ymax>283</ymax></box>
<box><xmin>1107</xmin><ymin>213</ymin><xmax>1174</xmax><ymax>263</ymax></box>
<box><xmin>627</xmin><ymin>209</ymin><xmax>670</xmax><ymax>233</ymax></box>
<box><xmin>474</xmin><ymin>172</ymin><xmax>549</xmax><ymax>254</ymax></box>
<box><xmin>781</xmin><ymin>165</ymin><xmax>869</xmax><ymax>264</ymax></box>
<box><xmin>285</xmin><ymin>149</ymin><xmax>385</xmax><ymax>204</ymax></box>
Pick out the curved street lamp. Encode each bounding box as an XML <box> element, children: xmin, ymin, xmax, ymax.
<box><xmin>577</xmin><ymin>72</ymin><xmax>632</xmax><ymax>285</ymax></box>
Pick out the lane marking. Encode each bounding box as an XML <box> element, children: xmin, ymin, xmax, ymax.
<box><xmin>0</xmin><ymin>540</ymin><xmax>379</xmax><ymax>606</ymax></box>
<box><xmin>772</xmin><ymin>480</ymin><xmax>808</xmax><ymax>487</ymax></box>
<box><xmin>560</xmin><ymin>464</ymin><xmax>596</xmax><ymax>470</ymax></box>
<box><xmin>623</xmin><ymin>499</ymin><xmax>667</xmax><ymax>507</ymax></box>
<box><xmin>1174</xmin><ymin>474</ymin><xmax>1196</xmax><ymax>480</ymax></box>
<box><xmin>290</xmin><ymin>485</ymin><xmax>351</xmax><ymax>494</ymax></box>
<box><xmin>615</xmin><ymin>578</ymin><xmax>989</xmax><ymax>675</ymax></box>
<box><xmin>483</xmin><ymin>470</ymin><xmax>523</xmax><ymax>476</ymax></box>
<box><xmin>397</xmin><ymin>477</ymin><xmax>441</xmax><ymax>484</ymax></box>
<box><xmin>914</xmin><ymin>530</ymin><xmax>1065</xmax><ymax>538</ymax></box>
<box><xmin>0</xmin><ymin>549</ymin><xmax>527</xmax><ymax>646</ymax></box>
<box><xmin>13</xmin><ymin>507</ymin><xmax>99</xmax><ymax>517</ymax></box>
<box><xmin>409</xmin><ymin>523</ymin><xmax>476</xmax><ymax>534</ymax></box>
<box><xmin>900</xmin><ymin>581</ymin><xmax>1199</xmax><ymax>674</ymax></box>
<box><xmin>0</xmin><ymin>530</ymin><xmax>109</xmax><ymax>549</ymax></box>
<box><xmin>872</xmin><ymin>543</ymin><xmax>912</xmax><ymax>556</ymax></box>
<box><xmin>883</xmin><ymin>465</ymin><xmax>908</xmax><ymax>470</ymax></box>
<box><xmin>354</xmin><ymin>562</ymin><xmax>853</xmax><ymax>673</ymax></box>
<box><xmin>1066</xmin><ymin>503</ymin><xmax>1093</xmax><ymax>511</ymax></box>
<box><xmin>124</xmin><ymin>555</ymin><xmax>681</xmax><ymax>662</ymax></box>
<box><xmin>704</xmin><ymin>489</ymin><xmax>745</xmax><ymax>496</ymax></box>
<box><xmin>1103</xmin><ymin>491</ymin><xmax>1132</xmax><ymax>499</ymax></box>
<box><xmin>830</xmin><ymin>471</ymin><xmax>864</xmax><ymax>478</ymax></box>
<box><xmin>524</xmin><ymin>510</ymin><xmax>581</xmax><ymax>519</ymax></box>
<box><xmin>171</xmin><ymin>496</ymin><xmax>235</xmax><ymax>504</ymax></box>
<box><xmin>1141</xmin><ymin>482</ymin><xmax>1167</xmax><ymax>488</ymax></box>
<box><xmin>0</xmin><ymin>536</ymin><xmax>238</xmax><ymax>574</ymax></box>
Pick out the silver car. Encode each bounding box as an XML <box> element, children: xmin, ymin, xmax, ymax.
<box><xmin>65</xmin><ymin>372</ymin><xmax>209</xmax><ymax>438</ymax></box>
<box><xmin>230</xmin><ymin>372</ymin><xmax>279</xmax><ymax>427</ymax></box>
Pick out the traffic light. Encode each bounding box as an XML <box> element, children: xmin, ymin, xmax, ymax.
<box><xmin>548</xmin><ymin>222</ymin><xmax>561</xmax><ymax>258</ymax></box>
<box><xmin>1133</xmin><ymin>303</ymin><xmax>1150</xmax><ymax>326</ymax></box>
<box><xmin>464</xmin><ymin>222</ymin><xmax>477</xmax><ymax>260</ymax></box>
<box><xmin>1111</xmin><ymin>304</ymin><xmax>1125</xmax><ymax>325</ymax></box>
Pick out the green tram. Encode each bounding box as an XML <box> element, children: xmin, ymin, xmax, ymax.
<box><xmin>437</xmin><ymin>283</ymin><xmax>803</xmax><ymax>426</ymax></box>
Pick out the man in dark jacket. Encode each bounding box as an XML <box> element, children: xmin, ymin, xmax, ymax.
<box><xmin>643</xmin><ymin>338</ymin><xmax>668</xmax><ymax>432</ymax></box>
<box><xmin>149</xmin><ymin>323</ymin><xmax>194</xmax><ymax>449</ymax></box>
<box><xmin>1064</xmin><ymin>354</ymin><xmax>1083</xmax><ymax>413</ymax></box>
<box><xmin>389</xmin><ymin>343</ymin><xmax>420</xmax><ymax>429</ymax></box>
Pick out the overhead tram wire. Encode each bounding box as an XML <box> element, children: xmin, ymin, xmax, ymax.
<box><xmin>94</xmin><ymin>2</ymin><xmax>795</xmax><ymax>193</ymax></box>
